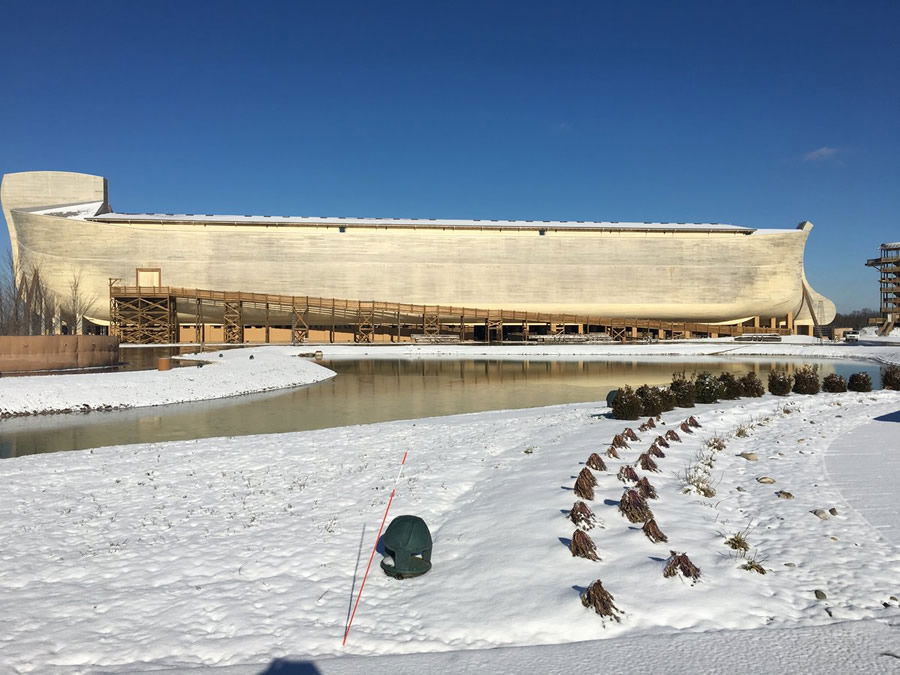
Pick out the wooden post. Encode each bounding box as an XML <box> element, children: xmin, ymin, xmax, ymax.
<box><xmin>265</xmin><ymin>302</ymin><xmax>270</xmax><ymax>343</ymax></box>
<box><xmin>459</xmin><ymin>315</ymin><xmax>465</xmax><ymax>342</ymax></box>
<box><xmin>195</xmin><ymin>298</ymin><xmax>201</xmax><ymax>344</ymax></box>
<box><xmin>395</xmin><ymin>310</ymin><xmax>401</xmax><ymax>343</ymax></box>
<box><xmin>330</xmin><ymin>299</ymin><xmax>336</xmax><ymax>343</ymax></box>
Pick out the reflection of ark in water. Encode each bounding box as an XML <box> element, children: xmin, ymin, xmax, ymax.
<box><xmin>2</xmin><ymin>170</ymin><xmax>835</xmax><ymax>331</ymax></box>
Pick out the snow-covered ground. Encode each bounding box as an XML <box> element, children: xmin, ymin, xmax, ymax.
<box><xmin>1</xmin><ymin>385</ymin><xmax>898</xmax><ymax>673</ymax></box>
<box><xmin>0</xmin><ymin>347</ymin><xmax>336</xmax><ymax>418</ymax></box>
<box><xmin>313</xmin><ymin>337</ymin><xmax>900</xmax><ymax>365</ymax></box>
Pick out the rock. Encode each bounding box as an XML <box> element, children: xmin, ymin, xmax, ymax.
<box><xmin>735</xmin><ymin>486</ymin><xmax>747</xmax><ymax>492</ymax></box>
<box><xmin>891</xmin><ymin>596</ymin><xmax>898</xmax><ymax>602</ymax></box>
<box><xmin>814</xmin><ymin>589</ymin><xmax>827</xmax><ymax>600</ymax></box>
<box><xmin>737</xmin><ymin>452</ymin><xmax>758</xmax><ymax>461</ymax></box>
<box><xmin>775</xmin><ymin>491</ymin><xmax>794</xmax><ymax>499</ymax></box>
<box><xmin>828</xmin><ymin>507</ymin><xmax>838</xmax><ymax>516</ymax></box>
<box><xmin>784</xmin><ymin>562</ymin><xmax>797</xmax><ymax>567</ymax></box>
<box><xmin>810</xmin><ymin>509</ymin><xmax>830</xmax><ymax>520</ymax></box>
<box><xmin>757</xmin><ymin>476</ymin><xmax>776</xmax><ymax>484</ymax></box>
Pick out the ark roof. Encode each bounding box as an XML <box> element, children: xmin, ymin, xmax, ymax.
<box><xmin>85</xmin><ymin>210</ymin><xmax>755</xmax><ymax>233</ymax></box>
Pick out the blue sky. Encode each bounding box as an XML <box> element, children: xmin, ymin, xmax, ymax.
<box><xmin>2</xmin><ymin>1</ymin><xmax>897</xmax><ymax>312</ymax></box>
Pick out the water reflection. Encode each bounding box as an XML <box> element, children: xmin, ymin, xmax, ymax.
<box><xmin>0</xmin><ymin>357</ymin><xmax>882</xmax><ymax>458</ymax></box>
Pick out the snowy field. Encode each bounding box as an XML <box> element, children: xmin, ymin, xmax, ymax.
<box><xmin>1</xmin><ymin>383</ymin><xmax>899</xmax><ymax>673</ymax></box>
<box><xmin>0</xmin><ymin>347</ymin><xmax>336</xmax><ymax>418</ymax></box>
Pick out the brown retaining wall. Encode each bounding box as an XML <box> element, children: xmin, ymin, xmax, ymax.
<box><xmin>0</xmin><ymin>336</ymin><xmax>120</xmax><ymax>372</ymax></box>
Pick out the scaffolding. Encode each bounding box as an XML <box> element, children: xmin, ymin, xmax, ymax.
<box><xmin>108</xmin><ymin>284</ymin><xmax>791</xmax><ymax>345</ymax></box>
<box><xmin>866</xmin><ymin>242</ymin><xmax>900</xmax><ymax>335</ymax></box>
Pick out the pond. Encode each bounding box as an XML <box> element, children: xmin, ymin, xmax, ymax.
<box><xmin>0</xmin><ymin>356</ymin><xmax>882</xmax><ymax>458</ymax></box>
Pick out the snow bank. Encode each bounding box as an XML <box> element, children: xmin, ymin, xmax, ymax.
<box><xmin>0</xmin><ymin>347</ymin><xmax>335</xmax><ymax>417</ymax></box>
<box><xmin>1</xmin><ymin>389</ymin><xmax>898</xmax><ymax>672</ymax></box>
<box><xmin>315</xmin><ymin>341</ymin><xmax>900</xmax><ymax>366</ymax></box>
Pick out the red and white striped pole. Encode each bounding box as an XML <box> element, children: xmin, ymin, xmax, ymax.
<box><xmin>342</xmin><ymin>450</ymin><xmax>409</xmax><ymax>646</ymax></box>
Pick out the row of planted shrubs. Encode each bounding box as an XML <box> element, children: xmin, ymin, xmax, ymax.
<box><xmin>612</xmin><ymin>364</ymin><xmax>900</xmax><ymax>420</ymax></box>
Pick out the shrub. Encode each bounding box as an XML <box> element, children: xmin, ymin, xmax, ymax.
<box><xmin>618</xmin><ymin>489</ymin><xmax>654</xmax><ymax>523</ymax></box>
<box><xmin>848</xmin><ymin>372</ymin><xmax>873</xmax><ymax>392</ymax></box>
<box><xmin>574</xmin><ymin>469</ymin><xmax>595</xmax><ymax>500</ymax></box>
<box><xmin>670</xmin><ymin>372</ymin><xmax>696</xmax><ymax>408</ymax></box>
<box><xmin>617</xmin><ymin>466</ymin><xmax>639</xmax><ymax>483</ymax></box>
<box><xmin>767</xmin><ymin>370</ymin><xmax>793</xmax><ymax>396</ymax></box>
<box><xmin>694</xmin><ymin>371</ymin><xmax>724</xmax><ymax>404</ymax></box>
<box><xmin>636</xmin><ymin>476</ymin><xmax>657</xmax><ymax>499</ymax></box>
<box><xmin>636</xmin><ymin>384</ymin><xmax>664</xmax><ymax>417</ymax></box>
<box><xmin>580</xmin><ymin>580</ymin><xmax>622</xmax><ymax>621</ymax></box>
<box><xmin>882</xmin><ymin>365</ymin><xmax>900</xmax><ymax>390</ymax></box>
<box><xmin>718</xmin><ymin>372</ymin><xmax>745</xmax><ymax>399</ymax></box>
<box><xmin>642</xmin><ymin>518</ymin><xmax>667</xmax><ymax>543</ymax></box>
<box><xmin>569</xmin><ymin>501</ymin><xmax>596</xmax><ymax>530</ymax></box>
<box><xmin>611</xmin><ymin>385</ymin><xmax>643</xmax><ymax>420</ymax></box>
<box><xmin>658</xmin><ymin>387</ymin><xmax>677</xmax><ymax>412</ymax></box>
<box><xmin>586</xmin><ymin>453</ymin><xmax>606</xmax><ymax>471</ymax></box>
<box><xmin>663</xmin><ymin>551</ymin><xmax>701</xmax><ymax>581</ymax></box>
<box><xmin>637</xmin><ymin>453</ymin><xmax>659</xmax><ymax>472</ymax></box>
<box><xmin>740</xmin><ymin>372</ymin><xmax>765</xmax><ymax>397</ymax></box>
<box><xmin>792</xmin><ymin>365</ymin><xmax>820</xmax><ymax>395</ymax></box>
<box><xmin>570</xmin><ymin>530</ymin><xmax>601</xmax><ymax>561</ymax></box>
<box><xmin>822</xmin><ymin>373</ymin><xmax>847</xmax><ymax>393</ymax></box>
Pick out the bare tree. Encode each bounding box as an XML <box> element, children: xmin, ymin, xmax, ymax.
<box><xmin>66</xmin><ymin>270</ymin><xmax>97</xmax><ymax>335</ymax></box>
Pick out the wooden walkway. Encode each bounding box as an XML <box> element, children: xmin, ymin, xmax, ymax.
<box><xmin>108</xmin><ymin>284</ymin><xmax>788</xmax><ymax>344</ymax></box>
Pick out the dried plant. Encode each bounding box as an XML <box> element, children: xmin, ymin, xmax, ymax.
<box><xmin>645</xmin><ymin>417</ymin><xmax>657</xmax><ymax>429</ymax></box>
<box><xmin>740</xmin><ymin>553</ymin><xmax>767</xmax><ymax>575</ymax></box>
<box><xmin>663</xmin><ymin>551</ymin><xmax>701</xmax><ymax>581</ymax></box>
<box><xmin>586</xmin><ymin>453</ymin><xmax>607</xmax><ymax>471</ymax></box>
<box><xmin>570</xmin><ymin>529</ymin><xmax>601</xmax><ymax>561</ymax></box>
<box><xmin>705</xmin><ymin>435</ymin><xmax>727</xmax><ymax>451</ymax></box>
<box><xmin>648</xmin><ymin>443</ymin><xmax>666</xmax><ymax>458</ymax></box>
<box><xmin>636</xmin><ymin>476</ymin><xmax>658</xmax><ymax>499</ymax></box>
<box><xmin>617</xmin><ymin>465</ymin><xmax>639</xmax><ymax>483</ymax></box>
<box><xmin>665</xmin><ymin>430</ymin><xmax>681</xmax><ymax>442</ymax></box>
<box><xmin>605</xmin><ymin>445</ymin><xmax>620</xmax><ymax>459</ymax></box>
<box><xmin>569</xmin><ymin>501</ymin><xmax>597</xmax><ymax>530</ymax></box>
<box><xmin>637</xmin><ymin>453</ymin><xmax>659</xmax><ymax>472</ymax></box>
<box><xmin>679</xmin><ymin>421</ymin><xmax>693</xmax><ymax>434</ymax></box>
<box><xmin>623</xmin><ymin>428</ymin><xmax>640</xmax><ymax>442</ymax></box>
<box><xmin>574</xmin><ymin>469</ymin><xmax>595</xmax><ymax>500</ymax></box>
<box><xmin>618</xmin><ymin>488</ymin><xmax>654</xmax><ymax>523</ymax></box>
<box><xmin>611</xmin><ymin>434</ymin><xmax>630</xmax><ymax>449</ymax></box>
<box><xmin>735</xmin><ymin>424</ymin><xmax>750</xmax><ymax>438</ymax></box>
<box><xmin>724</xmin><ymin>527</ymin><xmax>751</xmax><ymax>553</ymax></box>
<box><xmin>579</xmin><ymin>466</ymin><xmax>597</xmax><ymax>487</ymax></box>
<box><xmin>639</xmin><ymin>421</ymin><xmax>651</xmax><ymax>432</ymax></box>
<box><xmin>687</xmin><ymin>416</ymin><xmax>701</xmax><ymax>428</ymax></box>
<box><xmin>679</xmin><ymin>464</ymin><xmax>716</xmax><ymax>498</ymax></box>
<box><xmin>655</xmin><ymin>435</ymin><xmax>670</xmax><ymax>449</ymax></box>
<box><xmin>580</xmin><ymin>579</ymin><xmax>622</xmax><ymax>621</ymax></box>
<box><xmin>642</xmin><ymin>518</ymin><xmax>667</xmax><ymax>542</ymax></box>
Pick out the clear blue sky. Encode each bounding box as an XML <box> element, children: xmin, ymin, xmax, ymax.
<box><xmin>2</xmin><ymin>1</ymin><xmax>897</xmax><ymax>312</ymax></box>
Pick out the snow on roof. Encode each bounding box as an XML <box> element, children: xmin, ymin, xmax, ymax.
<box><xmin>88</xmin><ymin>211</ymin><xmax>755</xmax><ymax>233</ymax></box>
<box><xmin>30</xmin><ymin>201</ymin><xmax>105</xmax><ymax>219</ymax></box>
